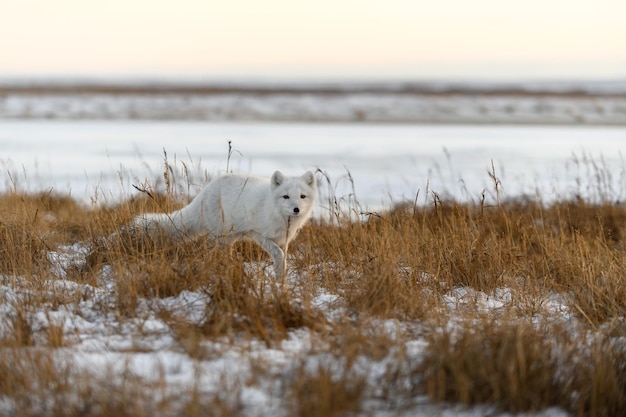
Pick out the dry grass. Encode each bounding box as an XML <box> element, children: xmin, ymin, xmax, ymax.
<box><xmin>0</xmin><ymin>162</ymin><xmax>625</xmax><ymax>416</ymax></box>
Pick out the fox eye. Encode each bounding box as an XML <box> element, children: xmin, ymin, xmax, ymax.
<box><xmin>300</xmin><ymin>194</ymin><xmax>306</xmax><ymax>199</ymax></box>
<box><xmin>282</xmin><ymin>195</ymin><xmax>290</xmax><ymax>199</ymax></box>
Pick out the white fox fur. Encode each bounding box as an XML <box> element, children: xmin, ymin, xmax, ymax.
<box><xmin>133</xmin><ymin>170</ymin><xmax>317</xmax><ymax>280</ymax></box>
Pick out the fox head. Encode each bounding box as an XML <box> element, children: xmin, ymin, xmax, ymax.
<box><xmin>271</xmin><ymin>171</ymin><xmax>317</xmax><ymax>219</ymax></box>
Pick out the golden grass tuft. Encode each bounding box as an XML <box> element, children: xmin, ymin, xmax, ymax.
<box><xmin>0</xmin><ymin>220</ymin><xmax>48</xmax><ymax>275</ymax></box>
<box><xmin>196</xmin><ymin>267</ymin><xmax>325</xmax><ymax>345</ymax></box>
<box><xmin>289</xmin><ymin>362</ymin><xmax>366</xmax><ymax>417</ymax></box>
<box><xmin>418</xmin><ymin>319</ymin><xmax>567</xmax><ymax>412</ymax></box>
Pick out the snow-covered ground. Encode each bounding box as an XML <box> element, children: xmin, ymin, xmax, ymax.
<box><xmin>0</xmin><ymin>242</ymin><xmax>574</xmax><ymax>416</ymax></box>
<box><xmin>0</xmin><ymin>93</ymin><xmax>624</xmax><ymax>414</ymax></box>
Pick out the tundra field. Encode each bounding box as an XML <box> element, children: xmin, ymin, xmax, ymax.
<box><xmin>0</xmin><ymin>160</ymin><xmax>625</xmax><ymax>417</ymax></box>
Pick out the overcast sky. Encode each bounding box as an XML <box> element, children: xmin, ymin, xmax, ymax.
<box><xmin>1</xmin><ymin>0</ymin><xmax>624</xmax><ymax>80</ymax></box>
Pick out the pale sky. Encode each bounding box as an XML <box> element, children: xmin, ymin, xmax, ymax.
<box><xmin>1</xmin><ymin>0</ymin><xmax>625</xmax><ymax>80</ymax></box>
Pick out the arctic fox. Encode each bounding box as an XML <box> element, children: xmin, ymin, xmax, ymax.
<box><xmin>133</xmin><ymin>170</ymin><xmax>317</xmax><ymax>281</ymax></box>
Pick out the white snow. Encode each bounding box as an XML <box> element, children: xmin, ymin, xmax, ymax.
<box><xmin>0</xmin><ymin>240</ymin><xmax>582</xmax><ymax>416</ymax></box>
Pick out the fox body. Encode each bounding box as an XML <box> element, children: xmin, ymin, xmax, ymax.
<box><xmin>133</xmin><ymin>171</ymin><xmax>317</xmax><ymax>280</ymax></box>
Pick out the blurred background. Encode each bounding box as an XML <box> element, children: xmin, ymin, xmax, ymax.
<box><xmin>0</xmin><ymin>0</ymin><xmax>625</xmax><ymax>210</ymax></box>
<box><xmin>2</xmin><ymin>0</ymin><xmax>625</xmax><ymax>80</ymax></box>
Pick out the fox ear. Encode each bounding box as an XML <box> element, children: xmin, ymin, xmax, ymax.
<box><xmin>301</xmin><ymin>171</ymin><xmax>316</xmax><ymax>187</ymax></box>
<box><xmin>271</xmin><ymin>171</ymin><xmax>285</xmax><ymax>188</ymax></box>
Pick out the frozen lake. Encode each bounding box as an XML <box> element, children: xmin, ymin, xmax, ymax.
<box><xmin>1</xmin><ymin>120</ymin><xmax>625</xmax><ymax>213</ymax></box>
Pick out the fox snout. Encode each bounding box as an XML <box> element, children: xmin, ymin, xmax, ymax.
<box><xmin>293</xmin><ymin>207</ymin><xmax>300</xmax><ymax>214</ymax></box>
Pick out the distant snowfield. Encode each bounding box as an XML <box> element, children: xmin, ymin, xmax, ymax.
<box><xmin>1</xmin><ymin>79</ymin><xmax>625</xmax><ymax>124</ymax></box>
<box><xmin>1</xmin><ymin>90</ymin><xmax>625</xmax><ymax>125</ymax></box>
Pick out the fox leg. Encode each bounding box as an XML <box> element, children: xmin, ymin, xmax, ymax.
<box><xmin>249</xmin><ymin>232</ymin><xmax>286</xmax><ymax>281</ymax></box>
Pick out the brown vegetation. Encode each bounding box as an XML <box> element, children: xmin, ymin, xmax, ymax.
<box><xmin>0</xmin><ymin>166</ymin><xmax>624</xmax><ymax>416</ymax></box>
